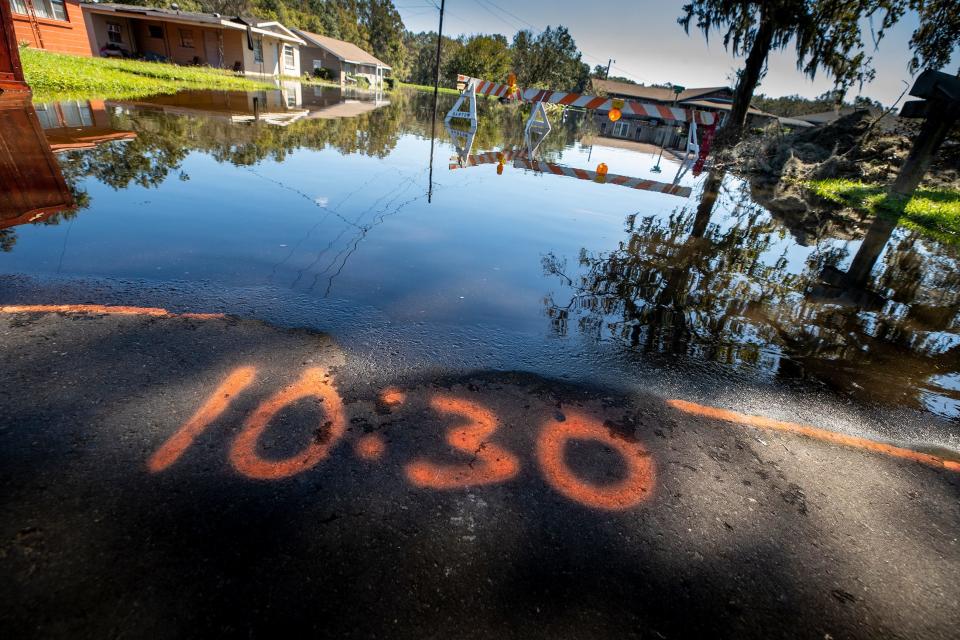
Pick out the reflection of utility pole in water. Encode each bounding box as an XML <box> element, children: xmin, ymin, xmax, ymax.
<box><xmin>427</xmin><ymin>0</ymin><xmax>446</xmax><ymax>204</ymax></box>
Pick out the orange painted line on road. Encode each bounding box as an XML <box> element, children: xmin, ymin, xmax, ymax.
<box><xmin>667</xmin><ymin>399</ymin><xmax>960</xmax><ymax>473</ymax></box>
<box><xmin>148</xmin><ymin>366</ymin><xmax>257</xmax><ymax>472</ymax></box>
<box><xmin>0</xmin><ymin>304</ymin><xmax>224</xmax><ymax>319</ymax></box>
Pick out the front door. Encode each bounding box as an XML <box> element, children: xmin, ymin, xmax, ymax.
<box><xmin>204</xmin><ymin>30</ymin><xmax>222</xmax><ymax>68</ymax></box>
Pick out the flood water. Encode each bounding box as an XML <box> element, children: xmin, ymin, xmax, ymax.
<box><xmin>2</xmin><ymin>83</ymin><xmax>958</xmax><ymax>432</ymax></box>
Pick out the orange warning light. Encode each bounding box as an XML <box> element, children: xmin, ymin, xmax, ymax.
<box><xmin>608</xmin><ymin>108</ymin><xmax>621</xmax><ymax>122</ymax></box>
<box><xmin>596</xmin><ymin>163</ymin><xmax>608</xmax><ymax>176</ymax></box>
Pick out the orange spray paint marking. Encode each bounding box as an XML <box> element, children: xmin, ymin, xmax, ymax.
<box><xmin>537</xmin><ymin>411</ymin><xmax>656</xmax><ymax>510</ymax></box>
<box><xmin>668</xmin><ymin>399</ymin><xmax>960</xmax><ymax>473</ymax></box>
<box><xmin>0</xmin><ymin>304</ymin><xmax>223</xmax><ymax>319</ymax></box>
<box><xmin>148</xmin><ymin>366</ymin><xmax>257</xmax><ymax>472</ymax></box>
<box><xmin>381</xmin><ymin>388</ymin><xmax>406</xmax><ymax>406</ymax></box>
<box><xmin>355</xmin><ymin>434</ymin><xmax>386</xmax><ymax>461</ymax></box>
<box><xmin>229</xmin><ymin>367</ymin><xmax>346</xmax><ymax>480</ymax></box>
<box><xmin>405</xmin><ymin>395</ymin><xmax>520</xmax><ymax>489</ymax></box>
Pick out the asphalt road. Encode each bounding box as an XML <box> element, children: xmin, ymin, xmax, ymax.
<box><xmin>1</xmin><ymin>308</ymin><xmax>958</xmax><ymax>639</ymax></box>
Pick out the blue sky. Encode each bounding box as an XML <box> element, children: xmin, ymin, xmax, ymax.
<box><xmin>396</xmin><ymin>0</ymin><xmax>958</xmax><ymax>105</ymax></box>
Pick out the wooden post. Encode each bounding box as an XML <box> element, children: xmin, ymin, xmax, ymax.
<box><xmin>891</xmin><ymin>70</ymin><xmax>960</xmax><ymax>198</ymax></box>
<box><xmin>891</xmin><ymin>100</ymin><xmax>959</xmax><ymax>197</ymax></box>
<box><xmin>0</xmin><ymin>0</ymin><xmax>29</xmax><ymax>93</ymax></box>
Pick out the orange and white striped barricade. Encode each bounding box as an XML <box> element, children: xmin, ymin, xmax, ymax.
<box><xmin>462</xmin><ymin>75</ymin><xmax>717</xmax><ymax>126</ymax></box>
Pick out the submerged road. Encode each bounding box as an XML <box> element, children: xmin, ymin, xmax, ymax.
<box><xmin>1</xmin><ymin>307</ymin><xmax>958</xmax><ymax>639</ymax></box>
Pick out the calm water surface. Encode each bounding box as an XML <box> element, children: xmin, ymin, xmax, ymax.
<box><xmin>2</xmin><ymin>84</ymin><xmax>958</xmax><ymax>429</ymax></box>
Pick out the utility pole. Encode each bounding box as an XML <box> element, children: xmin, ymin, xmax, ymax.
<box><xmin>605</xmin><ymin>58</ymin><xmax>614</xmax><ymax>79</ymax></box>
<box><xmin>428</xmin><ymin>0</ymin><xmax>445</xmax><ymax>203</ymax></box>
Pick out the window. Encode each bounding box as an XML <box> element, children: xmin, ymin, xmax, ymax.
<box><xmin>253</xmin><ymin>38</ymin><xmax>263</xmax><ymax>63</ymax></box>
<box><xmin>107</xmin><ymin>22</ymin><xmax>123</xmax><ymax>44</ymax></box>
<box><xmin>283</xmin><ymin>44</ymin><xmax>295</xmax><ymax>70</ymax></box>
<box><xmin>147</xmin><ymin>25</ymin><xmax>164</xmax><ymax>39</ymax></box>
<box><xmin>19</xmin><ymin>0</ymin><xmax>67</xmax><ymax>20</ymax></box>
<box><xmin>612</xmin><ymin>120</ymin><xmax>630</xmax><ymax>138</ymax></box>
<box><xmin>60</xmin><ymin>101</ymin><xmax>92</xmax><ymax>127</ymax></box>
<box><xmin>179</xmin><ymin>29</ymin><xmax>194</xmax><ymax>48</ymax></box>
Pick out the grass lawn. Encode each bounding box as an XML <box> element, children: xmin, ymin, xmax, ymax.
<box><xmin>396</xmin><ymin>81</ymin><xmax>475</xmax><ymax>96</ymax></box>
<box><xmin>282</xmin><ymin>75</ymin><xmax>342</xmax><ymax>88</ymax></box>
<box><xmin>806</xmin><ymin>178</ymin><xmax>960</xmax><ymax>246</ymax></box>
<box><xmin>21</xmin><ymin>48</ymin><xmax>274</xmax><ymax>102</ymax></box>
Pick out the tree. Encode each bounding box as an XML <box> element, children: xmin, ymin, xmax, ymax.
<box><xmin>366</xmin><ymin>0</ymin><xmax>407</xmax><ymax>77</ymax></box>
<box><xmin>904</xmin><ymin>0</ymin><xmax>960</xmax><ymax>73</ymax></box>
<box><xmin>678</xmin><ymin>1</ymin><xmax>900</xmax><ymax>147</ymax></box>
<box><xmin>512</xmin><ymin>26</ymin><xmax>590</xmax><ymax>91</ymax></box>
<box><xmin>403</xmin><ymin>30</ymin><xmax>462</xmax><ymax>85</ymax></box>
<box><xmin>443</xmin><ymin>34</ymin><xmax>511</xmax><ymax>85</ymax></box>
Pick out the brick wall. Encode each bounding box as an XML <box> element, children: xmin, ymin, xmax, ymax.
<box><xmin>11</xmin><ymin>0</ymin><xmax>93</xmax><ymax>57</ymax></box>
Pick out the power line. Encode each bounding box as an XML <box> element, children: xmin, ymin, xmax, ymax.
<box><xmin>469</xmin><ymin>0</ymin><xmax>653</xmax><ymax>84</ymax></box>
<box><xmin>397</xmin><ymin>0</ymin><xmax>655</xmax><ymax>85</ymax></box>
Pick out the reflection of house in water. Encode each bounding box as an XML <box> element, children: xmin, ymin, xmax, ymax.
<box><xmin>35</xmin><ymin>99</ymin><xmax>137</xmax><ymax>151</ymax></box>
<box><xmin>299</xmin><ymin>85</ymin><xmax>389</xmax><ymax>120</ymax></box>
<box><xmin>113</xmin><ymin>84</ymin><xmax>388</xmax><ymax>125</ymax></box>
<box><xmin>0</xmin><ymin>93</ymin><xmax>74</xmax><ymax>230</ymax></box>
<box><xmin>114</xmin><ymin>88</ymin><xmax>310</xmax><ymax>126</ymax></box>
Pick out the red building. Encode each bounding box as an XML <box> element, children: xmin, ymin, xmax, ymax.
<box><xmin>7</xmin><ymin>0</ymin><xmax>93</xmax><ymax>57</ymax></box>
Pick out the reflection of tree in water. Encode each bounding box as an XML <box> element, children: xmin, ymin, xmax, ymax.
<box><xmin>543</xmin><ymin>169</ymin><xmax>960</xmax><ymax>413</ymax></box>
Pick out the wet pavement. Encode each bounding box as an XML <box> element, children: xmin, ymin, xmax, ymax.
<box><xmin>0</xmin><ymin>308</ymin><xmax>958</xmax><ymax>638</ymax></box>
<box><xmin>2</xmin><ymin>84</ymin><xmax>960</xmax><ymax>637</ymax></box>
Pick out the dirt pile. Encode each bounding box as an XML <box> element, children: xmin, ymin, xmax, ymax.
<box><xmin>731</xmin><ymin>109</ymin><xmax>960</xmax><ymax>188</ymax></box>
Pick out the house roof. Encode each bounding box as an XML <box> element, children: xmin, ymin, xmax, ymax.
<box><xmin>81</xmin><ymin>3</ymin><xmax>304</xmax><ymax>43</ymax></box>
<box><xmin>592</xmin><ymin>78</ymin><xmax>729</xmax><ymax>103</ymax></box>
<box><xmin>293</xmin><ymin>29</ymin><xmax>391</xmax><ymax>69</ymax></box>
<box><xmin>680</xmin><ymin>98</ymin><xmax>775</xmax><ymax>118</ymax></box>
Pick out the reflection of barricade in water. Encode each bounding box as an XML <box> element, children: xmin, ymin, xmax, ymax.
<box><xmin>446</xmin><ymin>74</ymin><xmax>711</xmax><ymax>187</ymax></box>
<box><xmin>447</xmin><ymin>121</ymin><xmax>550</xmax><ymax>170</ymax></box>
<box><xmin>514</xmin><ymin>158</ymin><xmax>693</xmax><ymax>198</ymax></box>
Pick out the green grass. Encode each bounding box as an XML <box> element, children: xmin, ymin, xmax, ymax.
<box><xmin>22</xmin><ymin>48</ymin><xmax>274</xmax><ymax>102</ymax></box>
<box><xmin>806</xmin><ymin>178</ymin><xmax>960</xmax><ymax>246</ymax></box>
<box><xmin>282</xmin><ymin>75</ymin><xmax>341</xmax><ymax>88</ymax></box>
<box><xmin>396</xmin><ymin>81</ymin><xmax>474</xmax><ymax>96</ymax></box>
